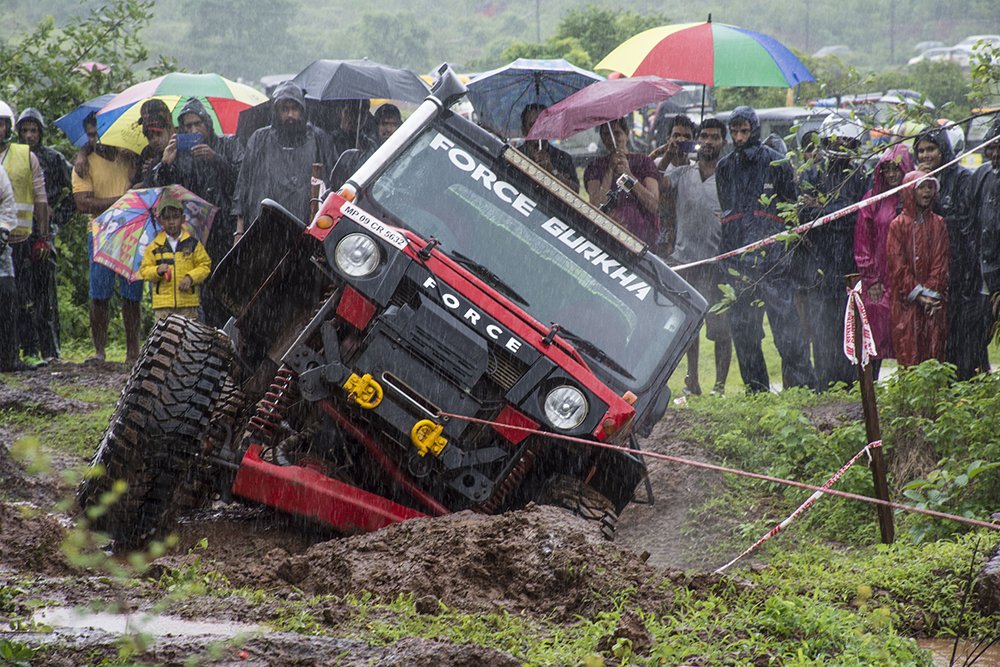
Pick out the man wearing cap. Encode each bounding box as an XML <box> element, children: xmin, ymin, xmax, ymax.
<box><xmin>139</xmin><ymin>195</ymin><xmax>211</xmax><ymax>322</ymax></box>
<box><xmin>15</xmin><ymin>108</ymin><xmax>73</xmax><ymax>363</ymax></box>
<box><xmin>72</xmin><ymin>112</ymin><xmax>142</xmax><ymax>365</ymax></box>
<box><xmin>137</xmin><ymin>99</ymin><xmax>175</xmax><ymax>187</ymax></box>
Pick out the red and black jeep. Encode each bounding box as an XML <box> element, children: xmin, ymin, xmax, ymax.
<box><xmin>77</xmin><ymin>67</ymin><xmax>707</xmax><ymax>550</ymax></box>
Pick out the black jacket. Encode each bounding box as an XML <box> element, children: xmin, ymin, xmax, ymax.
<box><xmin>973</xmin><ymin>122</ymin><xmax>1000</xmax><ymax>293</ymax></box>
<box><xmin>716</xmin><ymin>106</ymin><xmax>797</xmax><ymax>278</ymax></box>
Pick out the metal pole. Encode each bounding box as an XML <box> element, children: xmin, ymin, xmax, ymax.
<box><xmin>535</xmin><ymin>0</ymin><xmax>541</xmax><ymax>43</ymax></box>
<box><xmin>845</xmin><ymin>273</ymin><xmax>895</xmax><ymax>544</ymax></box>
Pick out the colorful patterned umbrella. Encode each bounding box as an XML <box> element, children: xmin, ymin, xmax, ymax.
<box><xmin>596</xmin><ymin>19</ymin><xmax>815</xmax><ymax>88</ymax></box>
<box><xmin>91</xmin><ymin>185</ymin><xmax>217</xmax><ymax>281</ymax></box>
<box><xmin>96</xmin><ymin>73</ymin><xmax>267</xmax><ymax>153</ymax></box>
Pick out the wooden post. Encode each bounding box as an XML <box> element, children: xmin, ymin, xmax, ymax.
<box><xmin>846</xmin><ymin>273</ymin><xmax>895</xmax><ymax>544</ymax></box>
<box><xmin>309</xmin><ymin>162</ymin><xmax>323</xmax><ymax>222</ymax></box>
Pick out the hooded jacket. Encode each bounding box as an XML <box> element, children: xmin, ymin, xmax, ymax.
<box><xmin>916</xmin><ymin>129</ymin><xmax>975</xmax><ymax>297</ymax></box>
<box><xmin>887</xmin><ymin>171</ymin><xmax>949</xmax><ymax>366</ymax></box>
<box><xmin>853</xmin><ymin>144</ymin><xmax>915</xmax><ymax>356</ymax></box>
<box><xmin>972</xmin><ymin>120</ymin><xmax>1000</xmax><ymax>293</ymax></box>
<box><xmin>715</xmin><ymin>106</ymin><xmax>797</xmax><ymax>277</ymax></box>
<box><xmin>153</xmin><ymin>97</ymin><xmax>243</xmax><ymax>255</ymax></box>
<box><xmin>139</xmin><ymin>228</ymin><xmax>212</xmax><ymax>309</ymax></box>
<box><xmin>16</xmin><ymin>108</ymin><xmax>75</xmax><ymax>231</ymax></box>
<box><xmin>233</xmin><ymin>82</ymin><xmax>336</xmax><ymax>223</ymax></box>
<box><xmin>797</xmin><ymin>140</ymin><xmax>868</xmax><ymax>290</ymax></box>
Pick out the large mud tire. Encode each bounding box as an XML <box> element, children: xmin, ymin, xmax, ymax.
<box><xmin>540</xmin><ymin>474</ymin><xmax>619</xmax><ymax>541</ymax></box>
<box><xmin>76</xmin><ymin>315</ymin><xmax>232</xmax><ymax>550</ymax></box>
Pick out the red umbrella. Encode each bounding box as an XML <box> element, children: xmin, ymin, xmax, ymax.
<box><xmin>525</xmin><ymin>76</ymin><xmax>681</xmax><ymax>141</ymax></box>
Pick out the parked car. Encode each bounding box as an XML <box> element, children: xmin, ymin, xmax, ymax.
<box><xmin>908</xmin><ymin>46</ymin><xmax>975</xmax><ymax>68</ymax></box>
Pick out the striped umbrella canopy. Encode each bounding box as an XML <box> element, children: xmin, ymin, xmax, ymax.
<box><xmin>596</xmin><ymin>20</ymin><xmax>815</xmax><ymax>88</ymax></box>
<box><xmin>96</xmin><ymin>73</ymin><xmax>267</xmax><ymax>153</ymax></box>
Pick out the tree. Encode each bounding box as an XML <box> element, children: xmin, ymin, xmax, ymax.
<box><xmin>358</xmin><ymin>13</ymin><xmax>432</xmax><ymax>72</ymax></box>
<box><xmin>500</xmin><ymin>37</ymin><xmax>593</xmax><ymax>70</ymax></box>
<box><xmin>0</xmin><ymin>0</ymin><xmax>170</xmax><ymax>124</ymax></box>
<box><xmin>554</xmin><ymin>5</ymin><xmax>670</xmax><ymax>66</ymax></box>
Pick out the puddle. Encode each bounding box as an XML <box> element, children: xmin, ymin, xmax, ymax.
<box><xmin>35</xmin><ymin>606</ymin><xmax>262</xmax><ymax>637</ymax></box>
<box><xmin>919</xmin><ymin>638</ymin><xmax>1000</xmax><ymax>667</ymax></box>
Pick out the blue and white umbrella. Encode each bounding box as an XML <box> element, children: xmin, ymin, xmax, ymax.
<box><xmin>52</xmin><ymin>93</ymin><xmax>115</xmax><ymax>147</ymax></box>
<box><xmin>467</xmin><ymin>58</ymin><xmax>603</xmax><ymax>138</ymax></box>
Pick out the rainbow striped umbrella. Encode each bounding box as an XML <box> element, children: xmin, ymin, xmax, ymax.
<box><xmin>96</xmin><ymin>73</ymin><xmax>267</xmax><ymax>153</ymax></box>
<box><xmin>596</xmin><ymin>19</ymin><xmax>814</xmax><ymax>88</ymax></box>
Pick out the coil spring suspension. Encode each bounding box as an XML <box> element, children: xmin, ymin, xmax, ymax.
<box><xmin>480</xmin><ymin>444</ymin><xmax>537</xmax><ymax>514</ymax></box>
<box><xmin>249</xmin><ymin>365</ymin><xmax>298</xmax><ymax>443</ymax></box>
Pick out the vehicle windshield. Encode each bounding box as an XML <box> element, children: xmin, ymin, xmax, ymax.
<box><xmin>366</xmin><ymin>128</ymin><xmax>689</xmax><ymax>387</ymax></box>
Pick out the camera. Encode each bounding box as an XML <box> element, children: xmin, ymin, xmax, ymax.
<box><xmin>616</xmin><ymin>173</ymin><xmax>638</xmax><ymax>192</ymax></box>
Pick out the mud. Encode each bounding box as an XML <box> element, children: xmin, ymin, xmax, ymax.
<box><xmin>1</xmin><ymin>364</ymin><xmax>984</xmax><ymax>665</ymax></box>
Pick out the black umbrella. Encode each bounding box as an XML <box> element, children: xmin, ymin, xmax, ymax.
<box><xmin>292</xmin><ymin>59</ymin><xmax>429</xmax><ymax>103</ymax></box>
<box><xmin>236</xmin><ymin>59</ymin><xmax>429</xmax><ymax>145</ymax></box>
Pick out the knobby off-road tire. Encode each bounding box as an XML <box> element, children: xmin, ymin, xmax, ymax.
<box><xmin>540</xmin><ymin>473</ymin><xmax>619</xmax><ymax>541</ymax></box>
<box><xmin>76</xmin><ymin>314</ymin><xmax>232</xmax><ymax>551</ymax></box>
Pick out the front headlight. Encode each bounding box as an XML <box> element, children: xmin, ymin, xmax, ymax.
<box><xmin>334</xmin><ymin>233</ymin><xmax>380</xmax><ymax>277</ymax></box>
<box><xmin>544</xmin><ymin>385</ymin><xmax>588</xmax><ymax>430</ymax></box>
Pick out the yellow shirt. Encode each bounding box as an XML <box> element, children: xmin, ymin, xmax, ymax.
<box><xmin>72</xmin><ymin>151</ymin><xmax>133</xmax><ymax>227</ymax></box>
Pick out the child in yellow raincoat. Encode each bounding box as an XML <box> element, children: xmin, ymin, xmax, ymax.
<box><xmin>139</xmin><ymin>195</ymin><xmax>211</xmax><ymax>321</ymax></box>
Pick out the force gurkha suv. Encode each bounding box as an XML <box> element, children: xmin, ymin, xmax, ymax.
<box><xmin>77</xmin><ymin>66</ymin><xmax>707</xmax><ymax>550</ymax></box>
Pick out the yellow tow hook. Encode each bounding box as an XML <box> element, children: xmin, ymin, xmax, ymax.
<box><xmin>411</xmin><ymin>419</ymin><xmax>448</xmax><ymax>457</ymax></box>
<box><xmin>343</xmin><ymin>373</ymin><xmax>383</xmax><ymax>409</ymax></box>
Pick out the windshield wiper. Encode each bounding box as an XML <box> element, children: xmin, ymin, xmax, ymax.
<box><xmin>555</xmin><ymin>327</ymin><xmax>635</xmax><ymax>380</ymax></box>
<box><xmin>447</xmin><ymin>251</ymin><xmax>531</xmax><ymax>308</ymax></box>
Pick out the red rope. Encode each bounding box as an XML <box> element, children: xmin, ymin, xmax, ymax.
<box><xmin>438</xmin><ymin>411</ymin><xmax>1000</xmax><ymax>533</ymax></box>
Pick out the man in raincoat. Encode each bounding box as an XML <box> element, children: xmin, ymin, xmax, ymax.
<box><xmin>154</xmin><ymin>97</ymin><xmax>243</xmax><ymax>326</ymax></box>
<box><xmin>797</xmin><ymin>112</ymin><xmax>868</xmax><ymax>389</ymax></box>
<box><xmin>972</xmin><ymin>119</ymin><xmax>1000</xmax><ymax>348</ymax></box>
<box><xmin>887</xmin><ymin>171</ymin><xmax>949</xmax><ymax>366</ymax></box>
<box><xmin>234</xmin><ymin>82</ymin><xmax>335</xmax><ymax>233</ymax></box>
<box><xmin>715</xmin><ymin>106</ymin><xmax>815</xmax><ymax>393</ymax></box>
<box><xmin>15</xmin><ymin>108</ymin><xmax>73</xmax><ymax>362</ymax></box>
<box><xmin>914</xmin><ymin>128</ymin><xmax>982</xmax><ymax>378</ymax></box>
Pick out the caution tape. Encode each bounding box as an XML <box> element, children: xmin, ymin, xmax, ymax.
<box><xmin>672</xmin><ymin>131</ymin><xmax>1000</xmax><ymax>273</ymax></box>
<box><xmin>714</xmin><ymin>441</ymin><xmax>880</xmax><ymax>573</ymax></box>
<box><xmin>843</xmin><ymin>280</ymin><xmax>878</xmax><ymax>366</ymax></box>
<box><xmin>436</xmin><ymin>411</ymin><xmax>1000</xmax><ymax>535</ymax></box>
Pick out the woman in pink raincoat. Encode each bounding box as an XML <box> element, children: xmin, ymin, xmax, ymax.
<box><xmin>854</xmin><ymin>143</ymin><xmax>914</xmax><ymax>373</ymax></box>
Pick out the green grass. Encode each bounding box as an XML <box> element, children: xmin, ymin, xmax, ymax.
<box><xmin>0</xmin><ymin>381</ymin><xmax>117</xmax><ymax>459</ymax></box>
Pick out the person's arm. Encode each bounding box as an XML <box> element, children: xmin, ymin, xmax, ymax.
<box><xmin>186</xmin><ymin>242</ymin><xmax>213</xmax><ymax>286</ymax></box>
<box><xmin>585</xmin><ymin>157</ymin><xmax>615</xmax><ymax>207</ymax></box>
<box><xmin>628</xmin><ymin>155</ymin><xmax>661</xmax><ymax>216</ymax></box>
<box><xmin>138</xmin><ymin>243</ymin><xmax>163</xmax><ymax>283</ymax></box>
<box><xmin>28</xmin><ymin>153</ymin><xmax>50</xmax><ymax>237</ymax></box>
<box><xmin>927</xmin><ymin>216</ymin><xmax>951</xmax><ymax>297</ymax></box>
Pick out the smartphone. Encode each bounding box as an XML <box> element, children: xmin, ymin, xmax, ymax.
<box><xmin>175</xmin><ymin>133</ymin><xmax>203</xmax><ymax>153</ymax></box>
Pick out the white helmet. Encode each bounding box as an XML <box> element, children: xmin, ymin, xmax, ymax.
<box><xmin>819</xmin><ymin>110</ymin><xmax>866</xmax><ymax>141</ymax></box>
<box><xmin>0</xmin><ymin>101</ymin><xmax>14</xmax><ymax>124</ymax></box>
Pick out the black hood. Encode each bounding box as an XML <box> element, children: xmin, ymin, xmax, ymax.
<box><xmin>15</xmin><ymin>107</ymin><xmax>45</xmax><ymax>139</ymax></box>
<box><xmin>916</xmin><ymin>126</ymin><xmax>957</xmax><ymax>166</ymax></box>
<box><xmin>177</xmin><ymin>97</ymin><xmax>216</xmax><ymax>141</ymax></box>
<box><xmin>271</xmin><ymin>81</ymin><xmax>306</xmax><ymax>122</ymax></box>
<box><xmin>729</xmin><ymin>106</ymin><xmax>761</xmax><ymax>149</ymax></box>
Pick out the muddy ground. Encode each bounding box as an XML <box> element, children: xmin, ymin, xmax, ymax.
<box><xmin>0</xmin><ymin>363</ymin><xmax>960</xmax><ymax>665</ymax></box>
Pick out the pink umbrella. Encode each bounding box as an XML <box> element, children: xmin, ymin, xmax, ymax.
<box><xmin>525</xmin><ymin>76</ymin><xmax>681</xmax><ymax>141</ymax></box>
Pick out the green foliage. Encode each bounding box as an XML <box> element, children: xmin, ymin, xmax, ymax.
<box><xmin>0</xmin><ymin>0</ymin><xmax>175</xmax><ymax>129</ymax></box>
<box><xmin>0</xmin><ymin>384</ymin><xmax>117</xmax><ymax>461</ymax></box>
<box><xmin>0</xmin><ymin>639</ymin><xmax>38</xmax><ymax>667</ymax></box>
<box><xmin>500</xmin><ymin>5</ymin><xmax>669</xmax><ymax>72</ymax></box>
<box><xmin>358</xmin><ymin>13</ymin><xmax>432</xmax><ymax>71</ymax></box>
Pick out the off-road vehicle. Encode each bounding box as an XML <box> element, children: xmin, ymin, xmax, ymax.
<box><xmin>77</xmin><ymin>67</ymin><xmax>707</xmax><ymax>549</ymax></box>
